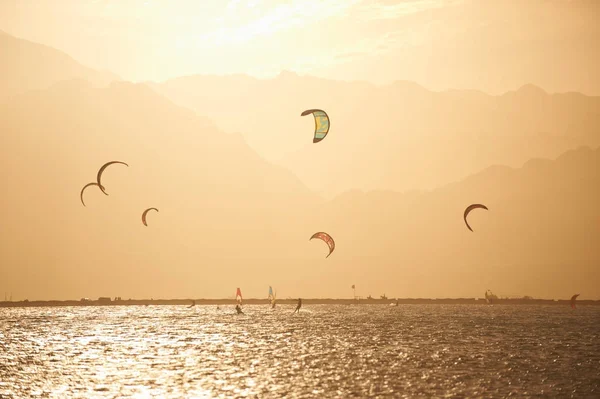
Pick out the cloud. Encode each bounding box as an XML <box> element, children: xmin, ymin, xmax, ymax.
<box><xmin>196</xmin><ymin>0</ymin><xmax>363</xmax><ymax>48</ymax></box>
<box><xmin>352</xmin><ymin>0</ymin><xmax>464</xmax><ymax>20</ymax></box>
<box><xmin>335</xmin><ymin>51</ymin><xmax>368</xmax><ymax>60</ymax></box>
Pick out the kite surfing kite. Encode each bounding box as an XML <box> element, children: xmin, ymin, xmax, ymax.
<box><xmin>301</xmin><ymin>109</ymin><xmax>330</xmax><ymax>143</ymax></box>
<box><xmin>80</xmin><ymin>182</ymin><xmax>105</xmax><ymax>207</ymax></box>
<box><xmin>142</xmin><ymin>208</ymin><xmax>159</xmax><ymax>226</ymax></box>
<box><xmin>310</xmin><ymin>232</ymin><xmax>335</xmax><ymax>258</ymax></box>
<box><xmin>188</xmin><ymin>300</ymin><xmax>196</xmax><ymax>308</ymax></box>
<box><xmin>97</xmin><ymin>161</ymin><xmax>129</xmax><ymax>195</ymax></box>
<box><xmin>570</xmin><ymin>294</ymin><xmax>579</xmax><ymax>309</ymax></box>
<box><xmin>464</xmin><ymin>204</ymin><xmax>489</xmax><ymax>232</ymax></box>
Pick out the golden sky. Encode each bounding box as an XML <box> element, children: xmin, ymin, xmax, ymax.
<box><xmin>1</xmin><ymin>0</ymin><xmax>599</xmax><ymax>300</ymax></box>
<box><xmin>1</xmin><ymin>0</ymin><xmax>598</xmax><ymax>94</ymax></box>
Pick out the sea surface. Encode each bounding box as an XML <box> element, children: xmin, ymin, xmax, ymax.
<box><xmin>0</xmin><ymin>305</ymin><xmax>599</xmax><ymax>398</ymax></box>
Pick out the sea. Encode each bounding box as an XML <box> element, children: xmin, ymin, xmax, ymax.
<box><xmin>0</xmin><ymin>305</ymin><xmax>598</xmax><ymax>398</ymax></box>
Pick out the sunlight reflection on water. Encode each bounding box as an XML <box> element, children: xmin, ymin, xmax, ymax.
<box><xmin>0</xmin><ymin>305</ymin><xmax>599</xmax><ymax>398</ymax></box>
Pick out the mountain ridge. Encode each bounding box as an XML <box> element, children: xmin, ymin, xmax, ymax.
<box><xmin>154</xmin><ymin>71</ymin><xmax>600</xmax><ymax>197</ymax></box>
<box><xmin>0</xmin><ymin>30</ymin><xmax>120</xmax><ymax>101</ymax></box>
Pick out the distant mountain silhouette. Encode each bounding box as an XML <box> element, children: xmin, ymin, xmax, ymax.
<box><xmin>302</xmin><ymin>146</ymin><xmax>600</xmax><ymax>299</ymax></box>
<box><xmin>0</xmin><ymin>31</ymin><xmax>119</xmax><ymax>101</ymax></box>
<box><xmin>154</xmin><ymin>73</ymin><xmax>600</xmax><ymax>197</ymax></box>
<box><xmin>0</xmin><ymin>80</ymin><xmax>318</xmax><ymax>300</ymax></box>
<box><xmin>0</xmin><ymin>74</ymin><xmax>597</xmax><ymax>299</ymax></box>
<box><xmin>1</xmin><ymin>36</ymin><xmax>598</xmax><ymax>300</ymax></box>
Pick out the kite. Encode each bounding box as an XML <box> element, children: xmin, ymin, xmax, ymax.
<box><xmin>310</xmin><ymin>231</ymin><xmax>335</xmax><ymax>258</ymax></box>
<box><xmin>80</xmin><ymin>182</ymin><xmax>105</xmax><ymax>207</ymax></box>
<box><xmin>142</xmin><ymin>207</ymin><xmax>159</xmax><ymax>226</ymax></box>
<box><xmin>301</xmin><ymin>109</ymin><xmax>330</xmax><ymax>143</ymax></box>
<box><xmin>97</xmin><ymin>161</ymin><xmax>129</xmax><ymax>195</ymax></box>
<box><xmin>464</xmin><ymin>204</ymin><xmax>488</xmax><ymax>232</ymax></box>
<box><xmin>570</xmin><ymin>294</ymin><xmax>579</xmax><ymax>309</ymax></box>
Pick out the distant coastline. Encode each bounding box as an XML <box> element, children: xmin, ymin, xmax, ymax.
<box><xmin>1</xmin><ymin>298</ymin><xmax>598</xmax><ymax>308</ymax></box>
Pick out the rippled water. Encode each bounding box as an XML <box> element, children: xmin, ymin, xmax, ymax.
<box><xmin>0</xmin><ymin>305</ymin><xmax>599</xmax><ymax>398</ymax></box>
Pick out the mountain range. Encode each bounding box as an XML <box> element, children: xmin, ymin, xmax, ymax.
<box><xmin>153</xmin><ymin>72</ymin><xmax>600</xmax><ymax>197</ymax></box>
<box><xmin>0</xmin><ymin>31</ymin><xmax>597</xmax><ymax>300</ymax></box>
<box><xmin>0</xmin><ymin>29</ymin><xmax>118</xmax><ymax>101</ymax></box>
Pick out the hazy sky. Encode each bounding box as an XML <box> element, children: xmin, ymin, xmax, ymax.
<box><xmin>1</xmin><ymin>1</ymin><xmax>599</xmax><ymax>301</ymax></box>
<box><xmin>1</xmin><ymin>0</ymin><xmax>599</xmax><ymax>94</ymax></box>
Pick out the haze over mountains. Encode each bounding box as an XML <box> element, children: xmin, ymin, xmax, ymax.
<box><xmin>0</xmin><ymin>30</ymin><xmax>119</xmax><ymax>101</ymax></box>
<box><xmin>0</xmin><ymin>79</ymin><xmax>318</xmax><ymax>300</ymax></box>
<box><xmin>308</xmin><ymin>145</ymin><xmax>600</xmax><ymax>299</ymax></box>
<box><xmin>0</xmin><ymin>32</ymin><xmax>598</xmax><ymax>300</ymax></box>
<box><xmin>154</xmin><ymin>72</ymin><xmax>600</xmax><ymax>197</ymax></box>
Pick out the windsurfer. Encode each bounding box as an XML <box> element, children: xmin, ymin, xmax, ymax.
<box><xmin>294</xmin><ymin>298</ymin><xmax>302</xmax><ymax>313</ymax></box>
<box><xmin>235</xmin><ymin>304</ymin><xmax>243</xmax><ymax>314</ymax></box>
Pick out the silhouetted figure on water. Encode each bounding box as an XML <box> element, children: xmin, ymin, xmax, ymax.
<box><xmin>235</xmin><ymin>304</ymin><xmax>243</xmax><ymax>314</ymax></box>
<box><xmin>294</xmin><ymin>298</ymin><xmax>302</xmax><ymax>313</ymax></box>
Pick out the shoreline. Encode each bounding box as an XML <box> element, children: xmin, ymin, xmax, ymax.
<box><xmin>1</xmin><ymin>298</ymin><xmax>598</xmax><ymax>307</ymax></box>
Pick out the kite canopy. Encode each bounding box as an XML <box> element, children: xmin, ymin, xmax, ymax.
<box><xmin>142</xmin><ymin>207</ymin><xmax>159</xmax><ymax>226</ymax></box>
<box><xmin>463</xmin><ymin>204</ymin><xmax>489</xmax><ymax>232</ymax></box>
<box><xmin>97</xmin><ymin>161</ymin><xmax>129</xmax><ymax>195</ymax></box>
<box><xmin>301</xmin><ymin>109</ymin><xmax>330</xmax><ymax>143</ymax></box>
<box><xmin>310</xmin><ymin>231</ymin><xmax>335</xmax><ymax>258</ymax></box>
<box><xmin>80</xmin><ymin>182</ymin><xmax>105</xmax><ymax>207</ymax></box>
<box><xmin>570</xmin><ymin>294</ymin><xmax>580</xmax><ymax>309</ymax></box>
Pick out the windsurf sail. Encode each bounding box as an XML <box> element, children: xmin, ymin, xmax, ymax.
<box><xmin>236</xmin><ymin>288</ymin><xmax>243</xmax><ymax>306</ymax></box>
<box><xmin>268</xmin><ymin>286</ymin><xmax>276</xmax><ymax>307</ymax></box>
<box><xmin>485</xmin><ymin>290</ymin><xmax>496</xmax><ymax>304</ymax></box>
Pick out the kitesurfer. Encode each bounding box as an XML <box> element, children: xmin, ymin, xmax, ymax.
<box><xmin>294</xmin><ymin>298</ymin><xmax>302</xmax><ymax>313</ymax></box>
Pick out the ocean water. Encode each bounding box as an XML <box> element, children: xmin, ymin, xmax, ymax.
<box><xmin>0</xmin><ymin>305</ymin><xmax>598</xmax><ymax>398</ymax></box>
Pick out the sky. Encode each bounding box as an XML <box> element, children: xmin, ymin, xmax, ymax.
<box><xmin>0</xmin><ymin>0</ymin><xmax>599</xmax><ymax>300</ymax></box>
<box><xmin>0</xmin><ymin>0</ymin><xmax>599</xmax><ymax>94</ymax></box>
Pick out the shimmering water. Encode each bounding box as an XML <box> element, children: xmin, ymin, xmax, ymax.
<box><xmin>0</xmin><ymin>305</ymin><xmax>598</xmax><ymax>398</ymax></box>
